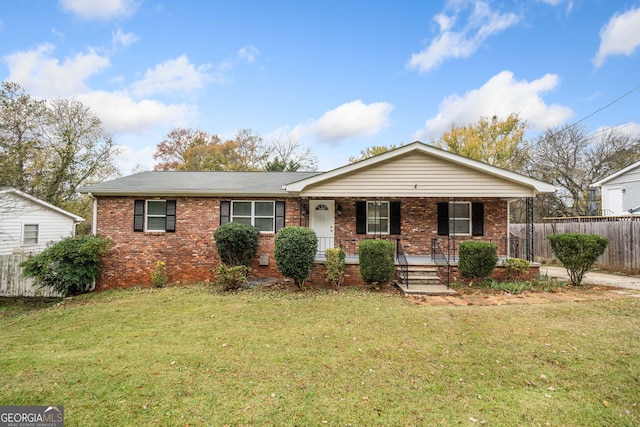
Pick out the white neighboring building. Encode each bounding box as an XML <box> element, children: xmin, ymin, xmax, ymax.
<box><xmin>591</xmin><ymin>160</ymin><xmax>640</xmax><ymax>216</ymax></box>
<box><xmin>0</xmin><ymin>187</ymin><xmax>84</xmax><ymax>256</ymax></box>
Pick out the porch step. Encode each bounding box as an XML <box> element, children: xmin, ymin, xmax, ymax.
<box><xmin>396</xmin><ymin>265</ymin><xmax>456</xmax><ymax>295</ymax></box>
<box><xmin>397</xmin><ymin>266</ymin><xmax>440</xmax><ymax>286</ymax></box>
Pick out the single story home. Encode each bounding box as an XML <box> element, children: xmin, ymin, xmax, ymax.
<box><xmin>79</xmin><ymin>142</ymin><xmax>555</xmax><ymax>290</ymax></box>
<box><xmin>590</xmin><ymin>160</ymin><xmax>640</xmax><ymax>216</ymax></box>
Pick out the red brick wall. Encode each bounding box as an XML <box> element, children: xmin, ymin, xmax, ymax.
<box><xmin>95</xmin><ymin>196</ymin><xmax>300</xmax><ymax>290</ymax></box>
<box><xmin>95</xmin><ymin>196</ymin><xmax>510</xmax><ymax>290</ymax></box>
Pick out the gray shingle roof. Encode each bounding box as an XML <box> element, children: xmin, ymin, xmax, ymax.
<box><xmin>78</xmin><ymin>171</ymin><xmax>322</xmax><ymax>196</ymax></box>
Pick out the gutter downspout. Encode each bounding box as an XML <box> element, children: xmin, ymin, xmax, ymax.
<box><xmin>88</xmin><ymin>192</ymin><xmax>97</xmax><ymax>235</ymax></box>
<box><xmin>88</xmin><ymin>192</ymin><xmax>97</xmax><ymax>291</ymax></box>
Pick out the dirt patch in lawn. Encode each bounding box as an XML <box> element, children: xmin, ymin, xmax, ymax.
<box><xmin>406</xmin><ymin>285</ymin><xmax>639</xmax><ymax>306</ymax></box>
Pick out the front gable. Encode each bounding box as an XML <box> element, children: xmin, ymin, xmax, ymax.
<box><xmin>285</xmin><ymin>143</ymin><xmax>555</xmax><ymax>198</ymax></box>
<box><xmin>291</xmin><ymin>151</ymin><xmax>536</xmax><ymax>198</ymax></box>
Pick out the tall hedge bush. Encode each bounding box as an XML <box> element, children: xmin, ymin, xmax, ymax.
<box><xmin>548</xmin><ymin>233</ymin><xmax>608</xmax><ymax>285</ymax></box>
<box><xmin>20</xmin><ymin>234</ymin><xmax>112</xmax><ymax>296</ymax></box>
<box><xmin>358</xmin><ymin>239</ymin><xmax>395</xmax><ymax>288</ymax></box>
<box><xmin>274</xmin><ymin>226</ymin><xmax>318</xmax><ymax>289</ymax></box>
<box><xmin>325</xmin><ymin>247</ymin><xmax>346</xmax><ymax>289</ymax></box>
<box><xmin>458</xmin><ymin>241</ymin><xmax>498</xmax><ymax>282</ymax></box>
<box><xmin>214</xmin><ymin>222</ymin><xmax>260</xmax><ymax>266</ymax></box>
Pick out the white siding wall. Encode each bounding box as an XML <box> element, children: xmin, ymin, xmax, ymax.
<box><xmin>301</xmin><ymin>152</ymin><xmax>533</xmax><ymax>197</ymax></box>
<box><xmin>0</xmin><ymin>193</ymin><xmax>77</xmax><ymax>256</ymax></box>
<box><xmin>602</xmin><ymin>164</ymin><xmax>640</xmax><ymax>213</ymax></box>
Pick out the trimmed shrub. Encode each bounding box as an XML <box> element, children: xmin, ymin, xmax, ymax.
<box><xmin>503</xmin><ymin>257</ymin><xmax>530</xmax><ymax>281</ymax></box>
<box><xmin>20</xmin><ymin>235</ymin><xmax>112</xmax><ymax>297</ymax></box>
<box><xmin>214</xmin><ymin>222</ymin><xmax>260</xmax><ymax>266</ymax></box>
<box><xmin>274</xmin><ymin>226</ymin><xmax>318</xmax><ymax>289</ymax></box>
<box><xmin>548</xmin><ymin>233</ymin><xmax>608</xmax><ymax>286</ymax></box>
<box><xmin>358</xmin><ymin>240</ymin><xmax>395</xmax><ymax>288</ymax></box>
<box><xmin>151</xmin><ymin>260</ymin><xmax>168</xmax><ymax>287</ymax></box>
<box><xmin>458</xmin><ymin>241</ymin><xmax>498</xmax><ymax>282</ymax></box>
<box><xmin>325</xmin><ymin>247</ymin><xmax>346</xmax><ymax>289</ymax></box>
<box><xmin>215</xmin><ymin>264</ymin><xmax>250</xmax><ymax>291</ymax></box>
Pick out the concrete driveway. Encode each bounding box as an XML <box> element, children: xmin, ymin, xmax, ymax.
<box><xmin>541</xmin><ymin>266</ymin><xmax>640</xmax><ymax>291</ymax></box>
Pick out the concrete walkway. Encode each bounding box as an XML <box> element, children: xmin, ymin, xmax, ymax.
<box><xmin>541</xmin><ymin>266</ymin><xmax>640</xmax><ymax>291</ymax></box>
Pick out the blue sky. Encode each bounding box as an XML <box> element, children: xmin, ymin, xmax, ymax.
<box><xmin>1</xmin><ymin>0</ymin><xmax>639</xmax><ymax>174</ymax></box>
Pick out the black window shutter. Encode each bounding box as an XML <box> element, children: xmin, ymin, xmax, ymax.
<box><xmin>390</xmin><ymin>201</ymin><xmax>401</xmax><ymax>234</ymax></box>
<box><xmin>472</xmin><ymin>202</ymin><xmax>484</xmax><ymax>236</ymax></box>
<box><xmin>275</xmin><ymin>201</ymin><xmax>286</xmax><ymax>232</ymax></box>
<box><xmin>356</xmin><ymin>201</ymin><xmax>366</xmax><ymax>234</ymax></box>
<box><xmin>134</xmin><ymin>200</ymin><xmax>144</xmax><ymax>232</ymax></box>
<box><xmin>220</xmin><ymin>201</ymin><xmax>231</xmax><ymax>225</ymax></box>
<box><xmin>165</xmin><ymin>200</ymin><xmax>176</xmax><ymax>232</ymax></box>
<box><xmin>437</xmin><ymin>202</ymin><xmax>449</xmax><ymax>236</ymax></box>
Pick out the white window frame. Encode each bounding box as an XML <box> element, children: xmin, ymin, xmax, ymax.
<box><xmin>366</xmin><ymin>201</ymin><xmax>389</xmax><ymax>235</ymax></box>
<box><xmin>22</xmin><ymin>223</ymin><xmax>39</xmax><ymax>246</ymax></box>
<box><xmin>449</xmin><ymin>201</ymin><xmax>471</xmax><ymax>236</ymax></box>
<box><xmin>231</xmin><ymin>201</ymin><xmax>275</xmax><ymax>232</ymax></box>
<box><xmin>146</xmin><ymin>200</ymin><xmax>167</xmax><ymax>232</ymax></box>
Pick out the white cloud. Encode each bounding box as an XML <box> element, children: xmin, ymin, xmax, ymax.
<box><xmin>77</xmin><ymin>90</ymin><xmax>196</xmax><ymax>134</ymax></box>
<box><xmin>593</xmin><ymin>7</ymin><xmax>640</xmax><ymax>67</ymax></box>
<box><xmin>59</xmin><ymin>0</ymin><xmax>139</xmax><ymax>20</ymax></box>
<box><xmin>130</xmin><ymin>55</ymin><xmax>213</xmax><ymax>97</ymax></box>
<box><xmin>414</xmin><ymin>70</ymin><xmax>573</xmax><ymax>140</ymax></box>
<box><xmin>407</xmin><ymin>1</ymin><xmax>519</xmax><ymax>73</ymax></box>
<box><xmin>295</xmin><ymin>100</ymin><xmax>394</xmax><ymax>144</ymax></box>
<box><xmin>114</xmin><ymin>144</ymin><xmax>156</xmax><ymax>175</ymax></box>
<box><xmin>112</xmin><ymin>28</ymin><xmax>139</xmax><ymax>49</ymax></box>
<box><xmin>238</xmin><ymin>45</ymin><xmax>259</xmax><ymax>64</ymax></box>
<box><xmin>4</xmin><ymin>43</ymin><xmax>110</xmax><ymax>98</ymax></box>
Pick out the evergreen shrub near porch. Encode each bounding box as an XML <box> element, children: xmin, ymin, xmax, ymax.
<box><xmin>358</xmin><ymin>239</ymin><xmax>395</xmax><ymax>288</ymax></box>
<box><xmin>458</xmin><ymin>241</ymin><xmax>498</xmax><ymax>282</ymax></box>
<box><xmin>274</xmin><ymin>226</ymin><xmax>318</xmax><ymax>289</ymax></box>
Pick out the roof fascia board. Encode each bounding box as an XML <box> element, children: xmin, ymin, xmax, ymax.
<box><xmin>591</xmin><ymin>160</ymin><xmax>640</xmax><ymax>187</ymax></box>
<box><xmin>2</xmin><ymin>188</ymin><xmax>85</xmax><ymax>222</ymax></box>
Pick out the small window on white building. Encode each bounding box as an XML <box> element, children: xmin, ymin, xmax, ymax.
<box><xmin>23</xmin><ymin>224</ymin><xmax>39</xmax><ymax>245</ymax></box>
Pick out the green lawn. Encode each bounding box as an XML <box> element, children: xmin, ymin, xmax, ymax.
<box><xmin>1</xmin><ymin>286</ymin><xmax>639</xmax><ymax>426</ymax></box>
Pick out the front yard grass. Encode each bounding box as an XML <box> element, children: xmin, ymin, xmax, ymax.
<box><xmin>1</xmin><ymin>285</ymin><xmax>639</xmax><ymax>426</ymax></box>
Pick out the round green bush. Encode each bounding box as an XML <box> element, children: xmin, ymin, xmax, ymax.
<box><xmin>358</xmin><ymin>239</ymin><xmax>395</xmax><ymax>287</ymax></box>
<box><xmin>548</xmin><ymin>233</ymin><xmax>608</xmax><ymax>285</ymax></box>
<box><xmin>274</xmin><ymin>226</ymin><xmax>318</xmax><ymax>289</ymax></box>
<box><xmin>20</xmin><ymin>234</ymin><xmax>112</xmax><ymax>296</ymax></box>
<box><xmin>214</xmin><ymin>222</ymin><xmax>260</xmax><ymax>266</ymax></box>
<box><xmin>458</xmin><ymin>241</ymin><xmax>498</xmax><ymax>281</ymax></box>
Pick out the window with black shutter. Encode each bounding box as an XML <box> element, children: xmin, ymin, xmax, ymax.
<box><xmin>134</xmin><ymin>199</ymin><xmax>176</xmax><ymax>232</ymax></box>
<box><xmin>437</xmin><ymin>201</ymin><xmax>484</xmax><ymax>236</ymax></box>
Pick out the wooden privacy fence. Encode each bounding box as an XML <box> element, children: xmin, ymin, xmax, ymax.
<box><xmin>0</xmin><ymin>253</ymin><xmax>64</xmax><ymax>297</ymax></box>
<box><xmin>511</xmin><ymin>218</ymin><xmax>640</xmax><ymax>272</ymax></box>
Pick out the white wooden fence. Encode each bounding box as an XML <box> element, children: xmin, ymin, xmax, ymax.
<box><xmin>511</xmin><ymin>218</ymin><xmax>640</xmax><ymax>273</ymax></box>
<box><xmin>0</xmin><ymin>253</ymin><xmax>64</xmax><ymax>297</ymax></box>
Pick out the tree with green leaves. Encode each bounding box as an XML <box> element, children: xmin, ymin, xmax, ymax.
<box><xmin>431</xmin><ymin>113</ymin><xmax>528</xmax><ymax>171</ymax></box>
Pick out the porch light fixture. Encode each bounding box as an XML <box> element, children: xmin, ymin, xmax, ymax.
<box><xmin>336</xmin><ymin>203</ymin><xmax>343</xmax><ymax>216</ymax></box>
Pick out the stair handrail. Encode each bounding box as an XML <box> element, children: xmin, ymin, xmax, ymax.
<box><xmin>431</xmin><ymin>238</ymin><xmax>450</xmax><ymax>288</ymax></box>
<box><xmin>396</xmin><ymin>239</ymin><xmax>409</xmax><ymax>289</ymax></box>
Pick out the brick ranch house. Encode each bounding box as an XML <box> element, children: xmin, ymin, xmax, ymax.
<box><xmin>79</xmin><ymin>142</ymin><xmax>555</xmax><ymax>291</ymax></box>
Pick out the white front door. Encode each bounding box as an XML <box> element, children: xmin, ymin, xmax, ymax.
<box><xmin>309</xmin><ymin>200</ymin><xmax>335</xmax><ymax>255</ymax></box>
